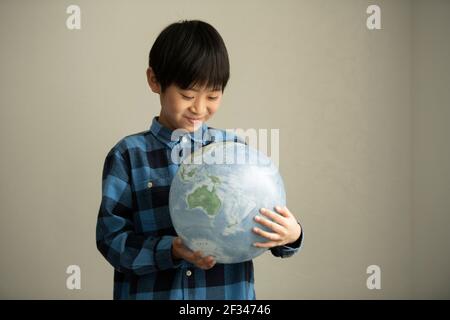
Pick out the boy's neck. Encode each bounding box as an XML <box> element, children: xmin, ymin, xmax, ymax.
<box><xmin>156</xmin><ymin>115</ymin><xmax>174</xmax><ymax>131</ymax></box>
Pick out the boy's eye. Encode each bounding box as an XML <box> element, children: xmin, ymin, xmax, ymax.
<box><xmin>208</xmin><ymin>96</ymin><xmax>219</xmax><ymax>100</ymax></box>
<box><xmin>181</xmin><ymin>94</ymin><xmax>194</xmax><ymax>100</ymax></box>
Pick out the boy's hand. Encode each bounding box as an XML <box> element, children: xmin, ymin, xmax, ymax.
<box><xmin>252</xmin><ymin>206</ymin><xmax>302</xmax><ymax>248</ymax></box>
<box><xmin>172</xmin><ymin>237</ymin><xmax>216</xmax><ymax>270</ymax></box>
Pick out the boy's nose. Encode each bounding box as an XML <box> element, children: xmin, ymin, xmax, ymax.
<box><xmin>190</xmin><ymin>101</ymin><xmax>207</xmax><ymax>115</ymax></box>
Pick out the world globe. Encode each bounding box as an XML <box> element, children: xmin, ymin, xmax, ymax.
<box><xmin>169</xmin><ymin>141</ymin><xmax>286</xmax><ymax>263</ymax></box>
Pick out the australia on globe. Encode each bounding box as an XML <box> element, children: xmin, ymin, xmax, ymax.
<box><xmin>169</xmin><ymin>141</ymin><xmax>286</xmax><ymax>263</ymax></box>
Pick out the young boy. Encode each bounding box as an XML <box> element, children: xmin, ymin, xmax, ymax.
<box><xmin>96</xmin><ymin>20</ymin><xmax>303</xmax><ymax>300</ymax></box>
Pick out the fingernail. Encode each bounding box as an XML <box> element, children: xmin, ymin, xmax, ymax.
<box><xmin>254</xmin><ymin>215</ymin><xmax>260</xmax><ymax>221</ymax></box>
<box><xmin>275</xmin><ymin>206</ymin><xmax>281</xmax><ymax>211</ymax></box>
<box><xmin>260</xmin><ymin>208</ymin><xmax>265</xmax><ymax>213</ymax></box>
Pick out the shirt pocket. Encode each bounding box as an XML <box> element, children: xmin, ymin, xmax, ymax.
<box><xmin>135</xmin><ymin>177</ymin><xmax>171</xmax><ymax>210</ymax></box>
<box><xmin>134</xmin><ymin>177</ymin><xmax>173</xmax><ymax>235</ymax></box>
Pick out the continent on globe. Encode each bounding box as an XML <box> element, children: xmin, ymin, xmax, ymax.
<box><xmin>187</xmin><ymin>185</ymin><xmax>221</xmax><ymax>217</ymax></box>
<box><xmin>180</xmin><ymin>165</ymin><xmax>197</xmax><ymax>181</ymax></box>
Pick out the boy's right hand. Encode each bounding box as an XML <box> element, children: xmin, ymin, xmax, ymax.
<box><xmin>172</xmin><ymin>237</ymin><xmax>216</xmax><ymax>270</ymax></box>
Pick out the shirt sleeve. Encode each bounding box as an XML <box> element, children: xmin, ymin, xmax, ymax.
<box><xmin>270</xmin><ymin>222</ymin><xmax>304</xmax><ymax>258</ymax></box>
<box><xmin>96</xmin><ymin>147</ymin><xmax>181</xmax><ymax>275</ymax></box>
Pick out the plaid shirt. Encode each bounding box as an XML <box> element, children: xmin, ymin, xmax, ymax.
<box><xmin>96</xmin><ymin>117</ymin><xmax>303</xmax><ymax>300</ymax></box>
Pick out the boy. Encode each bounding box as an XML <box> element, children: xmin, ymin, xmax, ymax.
<box><xmin>96</xmin><ymin>20</ymin><xmax>303</xmax><ymax>300</ymax></box>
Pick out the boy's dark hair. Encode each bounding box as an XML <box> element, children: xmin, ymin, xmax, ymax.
<box><xmin>149</xmin><ymin>20</ymin><xmax>230</xmax><ymax>93</ymax></box>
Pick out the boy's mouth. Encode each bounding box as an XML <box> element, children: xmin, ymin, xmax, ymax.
<box><xmin>184</xmin><ymin>116</ymin><xmax>204</xmax><ymax>123</ymax></box>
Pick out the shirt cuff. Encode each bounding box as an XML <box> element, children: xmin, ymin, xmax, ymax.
<box><xmin>287</xmin><ymin>225</ymin><xmax>303</xmax><ymax>249</ymax></box>
<box><xmin>270</xmin><ymin>223</ymin><xmax>304</xmax><ymax>258</ymax></box>
<box><xmin>154</xmin><ymin>236</ymin><xmax>183</xmax><ymax>270</ymax></box>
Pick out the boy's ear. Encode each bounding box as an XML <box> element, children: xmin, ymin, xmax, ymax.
<box><xmin>146</xmin><ymin>67</ymin><xmax>161</xmax><ymax>94</ymax></box>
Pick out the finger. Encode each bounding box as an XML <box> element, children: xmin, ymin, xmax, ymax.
<box><xmin>259</xmin><ymin>208</ymin><xmax>287</xmax><ymax>227</ymax></box>
<box><xmin>200</xmin><ymin>263</ymin><xmax>214</xmax><ymax>270</ymax></box>
<box><xmin>198</xmin><ymin>256</ymin><xmax>216</xmax><ymax>269</ymax></box>
<box><xmin>201</xmin><ymin>255</ymin><xmax>214</xmax><ymax>264</ymax></box>
<box><xmin>192</xmin><ymin>251</ymin><xmax>205</xmax><ymax>263</ymax></box>
<box><xmin>204</xmin><ymin>257</ymin><xmax>216</xmax><ymax>269</ymax></box>
<box><xmin>194</xmin><ymin>252</ymin><xmax>211</xmax><ymax>265</ymax></box>
<box><xmin>174</xmin><ymin>238</ymin><xmax>191</xmax><ymax>253</ymax></box>
<box><xmin>177</xmin><ymin>245</ymin><xmax>199</xmax><ymax>262</ymax></box>
<box><xmin>179</xmin><ymin>248</ymin><xmax>197</xmax><ymax>261</ymax></box>
<box><xmin>173</xmin><ymin>238</ymin><xmax>186</xmax><ymax>252</ymax></box>
<box><xmin>193</xmin><ymin>250</ymin><xmax>203</xmax><ymax>258</ymax></box>
<box><xmin>275</xmin><ymin>206</ymin><xmax>292</xmax><ymax>218</ymax></box>
<box><xmin>254</xmin><ymin>215</ymin><xmax>286</xmax><ymax>235</ymax></box>
<box><xmin>253</xmin><ymin>241</ymin><xmax>280</xmax><ymax>248</ymax></box>
<box><xmin>174</xmin><ymin>237</ymin><xmax>183</xmax><ymax>247</ymax></box>
<box><xmin>252</xmin><ymin>226</ymin><xmax>282</xmax><ymax>241</ymax></box>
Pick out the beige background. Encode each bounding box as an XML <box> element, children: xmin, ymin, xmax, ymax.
<box><xmin>0</xmin><ymin>0</ymin><xmax>449</xmax><ymax>299</ymax></box>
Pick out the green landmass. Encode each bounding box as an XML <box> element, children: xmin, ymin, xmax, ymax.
<box><xmin>187</xmin><ymin>168</ymin><xmax>197</xmax><ymax>178</ymax></box>
<box><xmin>208</xmin><ymin>175</ymin><xmax>221</xmax><ymax>184</ymax></box>
<box><xmin>187</xmin><ymin>185</ymin><xmax>221</xmax><ymax>217</ymax></box>
<box><xmin>180</xmin><ymin>166</ymin><xmax>197</xmax><ymax>181</ymax></box>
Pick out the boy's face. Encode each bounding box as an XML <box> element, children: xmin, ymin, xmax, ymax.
<box><xmin>147</xmin><ymin>68</ymin><xmax>223</xmax><ymax>132</ymax></box>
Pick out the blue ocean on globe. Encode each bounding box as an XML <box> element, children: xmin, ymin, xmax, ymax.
<box><xmin>169</xmin><ymin>141</ymin><xmax>286</xmax><ymax>263</ymax></box>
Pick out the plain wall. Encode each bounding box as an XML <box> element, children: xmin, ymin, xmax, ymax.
<box><xmin>412</xmin><ymin>0</ymin><xmax>450</xmax><ymax>299</ymax></box>
<box><xmin>0</xmin><ymin>0</ymin><xmax>448</xmax><ymax>299</ymax></box>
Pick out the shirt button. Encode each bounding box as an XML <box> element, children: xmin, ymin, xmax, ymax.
<box><xmin>181</xmin><ymin>136</ymin><xmax>189</xmax><ymax>144</ymax></box>
<box><xmin>147</xmin><ymin>181</ymin><xmax>153</xmax><ymax>188</ymax></box>
<box><xmin>186</xmin><ymin>270</ymin><xmax>192</xmax><ymax>277</ymax></box>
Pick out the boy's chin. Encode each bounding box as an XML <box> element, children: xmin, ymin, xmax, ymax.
<box><xmin>180</xmin><ymin>118</ymin><xmax>204</xmax><ymax>132</ymax></box>
<box><xmin>184</xmin><ymin>125</ymin><xmax>202</xmax><ymax>132</ymax></box>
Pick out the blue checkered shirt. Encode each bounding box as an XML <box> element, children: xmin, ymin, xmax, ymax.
<box><xmin>96</xmin><ymin>117</ymin><xmax>303</xmax><ymax>299</ymax></box>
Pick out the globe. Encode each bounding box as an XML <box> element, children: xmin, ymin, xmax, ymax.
<box><xmin>169</xmin><ymin>141</ymin><xmax>286</xmax><ymax>263</ymax></box>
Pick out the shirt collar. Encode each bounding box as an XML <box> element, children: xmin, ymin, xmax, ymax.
<box><xmin>149</xmin><ymin>116</ymin><xmax>209</xmax><ymax>148</ymax></box>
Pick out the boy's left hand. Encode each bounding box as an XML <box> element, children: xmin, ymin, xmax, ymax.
<box><xmin>252</xmin><ymin>206</ymin><xmax>301</xmax><ymax>248</ymax></box>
